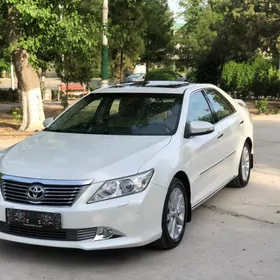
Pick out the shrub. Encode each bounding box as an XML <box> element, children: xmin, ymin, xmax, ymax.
<box><xmin>255</xmin><ymin>99</ymin><xmax>269</xmax><ymax>114</ymax></box>
<box><xmin>60</xmin><ymin>92</ymin><xmax>69</xmax><ymax>109</ymax></box>
<box><xmin>222</xmin><ymin>61</ymin><xmax>254</xmax><ymax>98</ymax></box>
<box><xmin>0</xmin><ymin>88</ymin><xmax>19</xmax><ymax>102</ymax></box>
<box><xmin>148</xmin><ymin>69</ymin><xmax>178</xmax><ymax>81</ymax></box>
<box><xmin>90</xmin><ymin>86</ymin><xmax>99</xmax><ymax>92</ymax></box>
<box><xmin>10</xmin><ymin>107</ymin><xmax>22</xmax><ymax>123</ymax></box>
<box><xmin>222</xmin><ymin>57</ymin><xmax>280</xmax><ymax>99</ymax></box>
<box><xmin>272</xmin><ymin>108</ymin><xmax>280</xmax><ymax>115</ymax></box>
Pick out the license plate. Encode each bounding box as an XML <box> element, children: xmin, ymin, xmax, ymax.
<box><xmin>6</xmin><ymin>209</ymin><xmax>61</xmax><ymax>230</ymax></box>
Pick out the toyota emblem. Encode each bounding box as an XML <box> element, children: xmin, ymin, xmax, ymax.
<box><xmin>27</xmin><ymin>185</ymin><xmax>45</xmax><ymax>201</ymax></box>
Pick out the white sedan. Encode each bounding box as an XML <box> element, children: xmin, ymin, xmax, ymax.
<box><xmin>0</xmin><ymin>81</ymin><xmax>253</xmax><ymax>250</ymax></box>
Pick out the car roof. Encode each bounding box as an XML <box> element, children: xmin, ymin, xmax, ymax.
<box><xmin>93</xmin><ymin>81</ymin><xmax>216</xmax><ymax>95</ymax></box>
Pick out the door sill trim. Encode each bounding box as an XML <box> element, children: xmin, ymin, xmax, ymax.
<box><xmin>191</xmin><ymin>175</ymin><xmax>236</xmax><ymax>210</ymax></box>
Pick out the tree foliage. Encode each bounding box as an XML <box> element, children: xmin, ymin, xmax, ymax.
<box><xmin>222</xmin><ymin>57</ymin><xmax>280</xmax><ymax>99</ymax></box>
<box><xmin>178</xmin><ymin>0</ymin><xmax>280</xmax><ymax>91</ymax></box>
<box><xmin>108</xmin><ymin>0</ymin><xmax>175</xmax><ymax>81</ymax></box>
<box><xmin>109</xmin><ymin>0</ymin><xmax>145</xmax><ymax>81</ymax></box>
<box><xmin>141</xmin><ymin>0</ymin><xmax>175</xmax><ymax>76</ymax></box>
<box><xmin>0</xmin><ymin>0</ymin><xmax>102</xmax><ymax>130</ymax></box>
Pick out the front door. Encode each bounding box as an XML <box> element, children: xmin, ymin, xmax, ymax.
<box><xmin>203</xmin><ymin>88</ymin><xmax>241</xmax><ymax>184</ymax></box>
<box><xmin>181</xmin><ymin>90</ymin><xmax>224</xmax><ymax>207</ymax></box>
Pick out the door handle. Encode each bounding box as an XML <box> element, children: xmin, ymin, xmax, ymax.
<box><xmin>217</xmin><ymin>133</ymin><xmax>224</xmax><ymax>139</ymax></box>
<box><xmin>239</xmin><ymin>120</ymin><xmax>244</xmax><ymax>125</ymax></box>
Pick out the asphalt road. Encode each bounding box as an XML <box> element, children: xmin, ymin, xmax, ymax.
<box><xmin>0</xmin><ymin>118</ymin><xmax>279</xmax><ymax>280</ymax></box>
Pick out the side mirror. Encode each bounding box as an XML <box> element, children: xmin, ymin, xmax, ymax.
<box><xmin>184</xmin><ymin>121</ymin><xmax>215</xmax><ymax>138</ymax></box>
<box><xmin>43</xmin><ymin>117</ymin><xmax>54</xmax><ymax>128</ymax></box>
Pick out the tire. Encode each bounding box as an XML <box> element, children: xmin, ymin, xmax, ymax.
<box><xmin>228</xmin><ymin>141</ymin><xmax>251</xmax><ymax>188</ymax></box>
<box><xmin>153</xmin><ymin>178</ymin><xmax>188</xmax><ymax>250</ymax></box>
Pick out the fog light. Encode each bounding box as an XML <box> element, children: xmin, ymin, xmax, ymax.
<box><xmin>93</xmin><ymin>227</ymin><xmax>114</xmax><ymax>241</ymax></box>
<box><xmin>92</xmin><ymin>227</ymin><xmax>124</xmax><ymax>242</ymax></box>
<box><xmin>99</xmin><ymin>227</ymin><xmax>113</xmax><ymax>238</ymax></box>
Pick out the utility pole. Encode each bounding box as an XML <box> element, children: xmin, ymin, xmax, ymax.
<box><xmin>101</xmin><ymin>0</ymin><xmax>109</xmax><ymax>88</ymax></box>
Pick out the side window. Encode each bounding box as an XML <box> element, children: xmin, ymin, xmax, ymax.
<box><xmin>187</xmin><ymin>91</ymin><xmax>215</xmax><ymax>124</ymax></box>
<box><xmin>205</xmin><ymin>89</ymin><xmax>236</xmax><ymax>122</ymax></box>
<box><xmin>109</xmin><ymin>99</ymin><xmax>120</xmax><ymax>115</ymax></box>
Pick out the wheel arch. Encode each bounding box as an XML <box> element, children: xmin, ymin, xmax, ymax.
<box><xmin>174</xmin><ymin>171</ymin><xmax>192</xmax><ymax>223</ymax></box>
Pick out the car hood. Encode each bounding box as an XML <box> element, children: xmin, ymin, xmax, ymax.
<box><xmin>0</xmin><ymin>131</ymin><xmax>171</xmax><ymax>181</ymax></box>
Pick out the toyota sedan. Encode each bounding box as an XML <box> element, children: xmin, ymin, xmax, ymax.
<box><xmin>0</xmin><ymin>81</ymin><xmax>253</xmax><ymax>250</ymax></box>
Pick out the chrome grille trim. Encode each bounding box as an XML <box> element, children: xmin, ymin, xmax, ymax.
<box><xmin>1</xmin><ymin>175</ymin><xmax>93</xmax><ymax>186</ymax></box>
<box><xmin>0</xmin><ymin>175</ymin><xmax>93</xmax><ymax>207</ymax></box>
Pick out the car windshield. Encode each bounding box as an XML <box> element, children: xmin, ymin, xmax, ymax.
<box><xmin>46</xmin><ymin>93</ymin><xmax>183</xmax><ymax>135</ymax></box>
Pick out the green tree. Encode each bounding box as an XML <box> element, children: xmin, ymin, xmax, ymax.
<box><xmin>109</xmin><ymin>0</ymin><xmax>145</xmax><ymax>82</ymax></box>
<box><xmin>141</xmin><ymin>0</ymin><xmax>174</xmax><ymax>78</ymax></box>
<box><xmin>178</xmin><ymin>0</ymin><xmax>280</xmax><ymax>84</ymax></box>
<box><xmin>1</xmin><ymin>0</ymin><xmax>101</xmax><ymax>131</ymax></box>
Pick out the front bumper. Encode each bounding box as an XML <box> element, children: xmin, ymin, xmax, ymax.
<box><xmin>0</xmin><ymin>182</ymin><xmax>167</xmax><ymax>250</ymax></box>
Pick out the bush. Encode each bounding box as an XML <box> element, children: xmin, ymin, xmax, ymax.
<box><xmin>60</xmin><ymin>92</ymin><xmax>69</xmax><ymax>109</ymax></box>
<box><xmin>272</xmin><ymin>108</ymin><xmax>280</xmax><ymax>115</ymax></box>
<box><xmin>0</xmin><ymin>88</ymin><xmax>19</xmax><ymax>102</ymax></box>
<box><xmin>222</xmin><ymin>57</ymin><xmax>280</xmax><ymax>99</ymax></box>
<box><xmin>148</xmin><ymin>69</ymin><xmax>178</xmax><ymax>81</ymax></box>
<box><xmin>90</xmin><ymin>86</ymin><xmax>99</xmax><ymax>92</ymax></box>
<box><xmin>255</xmin><ymin>99</ymin><xmax>269</xmax><ymax>114</ymax></box>
<box><xmin>0</xmin><ymin>59</ymin><xmax>10</xmax><ymax>72</ymax></box>
<box><xmin>10</xmin><ymin>107</ymin><xmax>22</xmax><ymax>123</ymax></box>
<box><xmin>222</xmin><ymin>61</ymin><xmax>255</xmax><ymax>98</ymax></box>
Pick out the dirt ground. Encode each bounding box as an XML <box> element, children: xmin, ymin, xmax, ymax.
<box><xmin>0</xmin><ymin>106</ymin><xmax>64</xmax><ymax>149</ymax></box>
<box><xmin>0</xmin><ymin>107</ymin><xmax>63</xmax><ymax>139</ymax></box>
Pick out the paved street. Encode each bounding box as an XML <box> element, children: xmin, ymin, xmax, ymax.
<box><xmin>0</xmin><ymin>117</ymin><xmax>279</xmax><ymax>280</ymax></box>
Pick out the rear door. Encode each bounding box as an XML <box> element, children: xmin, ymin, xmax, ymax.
<box><xmin>203</xmin><ymin>88</ymin><xmax>241</xmax><ymax>184</ymax></box>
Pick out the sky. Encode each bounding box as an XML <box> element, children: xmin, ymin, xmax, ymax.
<box><xmin>168</xmin><ymin>0</ymin><xmax>184</xmax><ymax>22</ymax></box>
<box><xmin>168</xmin><ymin>0</ymin><xmax>180</xmax><ymax>13</ymax></box>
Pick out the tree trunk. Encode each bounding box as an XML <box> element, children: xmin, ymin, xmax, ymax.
<box><xmin>7</xmin><ymin>7</ymin><xmax>45</xmax><ymax>131</ymax></box>
<box><xmin>120</xmin><ymin>50</ymin><xmax>124</xmax><ymax>83</ymax></box>
<box><xmin>12</xmin><ymin>49</ymin><xmax>45</xmax><ymax>131</ymax></box>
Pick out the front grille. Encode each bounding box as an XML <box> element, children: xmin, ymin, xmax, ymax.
<box><xmin>0</xmin><ymin>222</ymin><xmax>97</xmax><ymax>241</ymax></box>
<box><xmin>1</xmin><ymin>179</ymin><xmax>88</xmax><ymax>207</ymax></box>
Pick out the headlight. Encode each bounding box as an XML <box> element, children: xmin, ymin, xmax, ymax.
<box><xmin>87</xmin><ymin>169</ymin><xmax>154</xmax><ymax>203</ymax></box>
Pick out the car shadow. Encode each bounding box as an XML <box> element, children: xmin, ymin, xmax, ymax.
<box><xmin>0</xmin><ymin>240</ymin><xmax>169</xmax><ymax>268</ymax></box>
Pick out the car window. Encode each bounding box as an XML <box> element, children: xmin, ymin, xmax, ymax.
<box><xmin>58</xmin><ymin>99</ymin><xmax>101</xmax><ymax>131</ymax></box>
<box><xmin>109</xmin><ymin>99</ymin><xmax>120</xmax><ymax>115</ymax></box>
<box><xmin>205</xmin><ymin>88</ymin><xmax>236</xmax><ymax>122</ymax></box>
<box><xmin>187</xmin><ymin>91</ymin><xmax>215</xmax><ymax>124</ymax></box>
<box><xmin>46</xmin><ymin>93</ymin><xmax>183</xmax><ymax>136</ymax></box>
